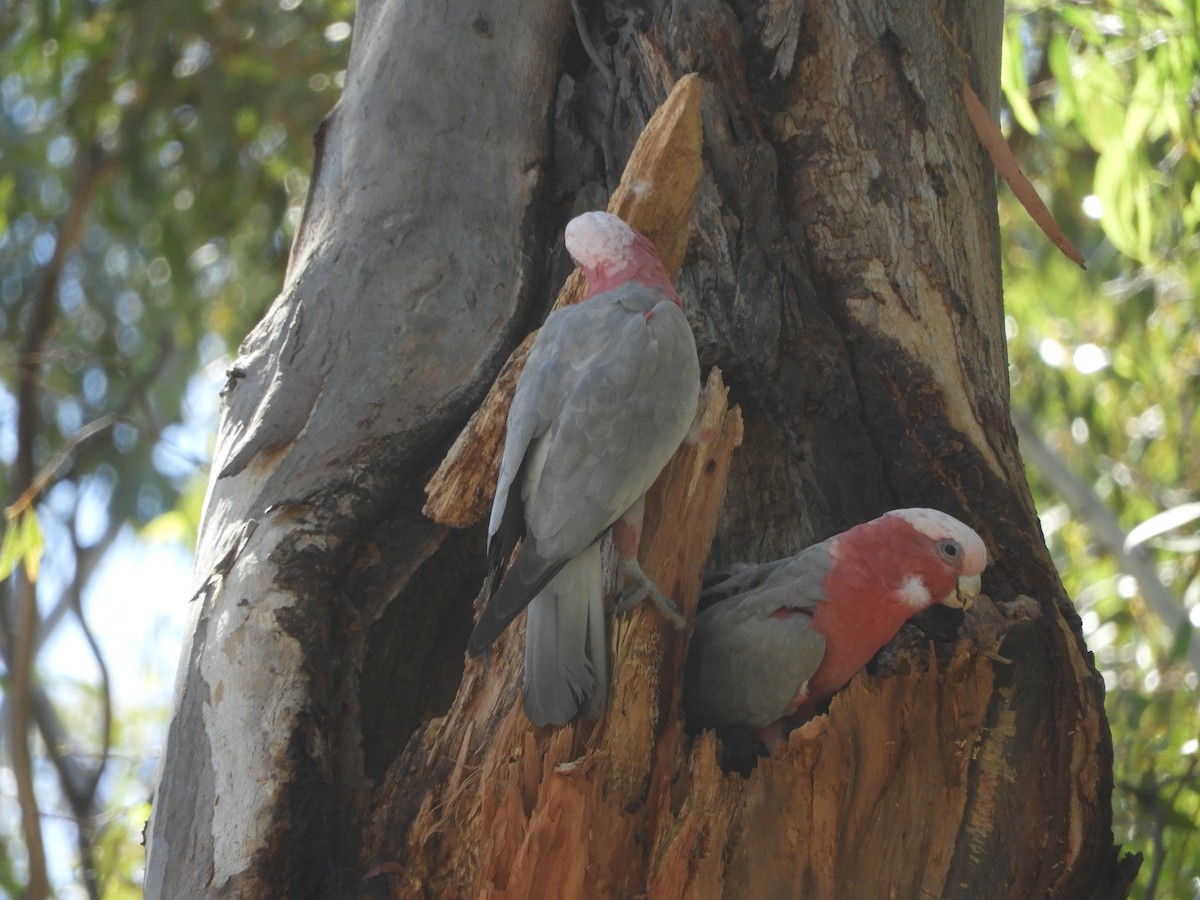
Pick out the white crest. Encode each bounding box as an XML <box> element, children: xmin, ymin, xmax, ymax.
<box><xmin>889</xmin><ymin>508</ymin><xmax>988</xmax><ymax>574</ymax></box>
<box><xmin>564</xmin><ymin>211</ymin><xmax>636</xmax><ymax>270</ymax></box>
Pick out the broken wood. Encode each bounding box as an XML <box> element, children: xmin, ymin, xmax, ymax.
<box><xmin>367</xmin><ymin>369</ymin><xmax>743</xmax><ymax>895</ymax></box>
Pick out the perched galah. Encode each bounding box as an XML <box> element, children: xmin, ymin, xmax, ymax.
<box><xmin>468</xmin><ymin>211</ymin><xmax>700</xmax><ymax>726</ymax></box>
<box><xmin>684</xmin><ymin>508</ymin><xmax>987</xmax><ymax>747</ymax></box>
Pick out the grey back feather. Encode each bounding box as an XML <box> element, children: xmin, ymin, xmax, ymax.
<box><xmin>685</xmin><ymin>538</ymin><xmax>837</xmax><ymax>728</ymax></box>
<box><xmin>474</xmin><ymin>280</ymin><xmax>700</xmax><ymax>723</ymax></box>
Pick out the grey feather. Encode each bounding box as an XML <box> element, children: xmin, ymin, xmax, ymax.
<box><xmin>475</xmin><ymin>280</ymin><xmax>699</xmax><ymax>724</ymax></box>
<box><xmin>685</xmin><ymin>538</ymin><xmax>836</xmax><ymax>728</ymax></box>
<box><xmin>523</xmin><ymin>544</ymin><xmax>607</xmax><ymax>726</ymax></box>
<box><xmin>468</xmin><ymin>536</ymin><xmax>565</xmax><ymax>656</ymax></box>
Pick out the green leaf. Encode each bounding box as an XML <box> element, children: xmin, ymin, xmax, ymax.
<box><xmin>0</xmin><ymin>174</ymin><xmax>13</xmax><ymax>234</ymax></box>
<box><xmin>0</xmin><ymin>509</ymin><xmax>45</xmax><ymax>582</ymax></box>
<box><xmin>1001</xmin><ymin>19</ymin><xmax>1041</xmax><ymax>135</ymax></box>
<box><xmin>1168</xmin><ymin>620</ymin><xmax>1195</xmax><ymax>665</ymax></box>
<box><xmin>1047</xmin><ymin>32</ymin><xmax>1077</xmax><ymax>127</ymax></box>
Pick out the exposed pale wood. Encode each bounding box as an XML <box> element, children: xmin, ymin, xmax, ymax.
<box><xmin>367</xmin><ymin>370</ymin><xmax>743</xmax><ymax>895</ymax></box>
<box><xmin>646</xmin><ymin>643</ymin><xmax>995</xmax><ymax>899</ymax></box>
<box><xmin>423</xmin><ymin>73</ymin><xmax>704</xmax><ymax>528</ymax></box>
<box><xmin>727</xmin><ymin>646</ymin><xmax>993</xmax><ymax>899</ymax></box>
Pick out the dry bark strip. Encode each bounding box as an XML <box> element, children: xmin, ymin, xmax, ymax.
<box><xmin>962</xmin><ymin>80</ymin><xmax>1086</xmax><ymax>269</ymax></box>
<box><xmin>423</xmin><ymin>73</ymin><xmax>704</xmax><ymax>529</ymax></box>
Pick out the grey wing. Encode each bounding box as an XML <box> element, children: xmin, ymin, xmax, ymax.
<box><xmin>487</xmin><ymin>311</ymin><xmax>575</xmax><ymax>547</ymax></box>
<box><xmin>685</xmin><ymin>539</ymin><xmax>836</xmax><ymax>728</ymax></box>
<box><xmin>685</xmin><ymin>595</ymin><xmax>826</xmax><ymax>729</ymax></box>
<box><xmin>473</xmin><ymin>287</ymin><xmax>697</xmax><ymax>656</ymax></box>
<box><xmin>526</xmin><ymin>283</ymin><xmax>700</xmax><ymax>560</ymax></box>
<box><xmin>475</xmin><ymin>309</ymin><xmax>586</xmax><ymax>650</ymax></box>
<box><xmin>701</xmin><ymin>537</ymin><xmax>836</xmax><ymax>610</ymax></box>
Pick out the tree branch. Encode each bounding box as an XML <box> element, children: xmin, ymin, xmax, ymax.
<box><xmin>7</xmin><ymin>141</ymin><xmax>111</xmax><ymax>900</ymax></box>
<box><xmin>35</xmin><ymin>519</ymin><xmax>120</xmax><ymax>652</ymax></box>
<box><xmin>5</xmin><ymin>415</ymin><xmax>117</xmax><ymax>519</ymax></box>
<box><xmin>1013</xmin><ymin>410</ymin><xmax>1200</xmax><ymax>675</ymax></box>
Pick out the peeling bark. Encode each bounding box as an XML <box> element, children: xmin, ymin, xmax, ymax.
<box><xmin>147</xmin><ymin>1</ymin><xmax>1137</xmax><ymax>897</ymax></box>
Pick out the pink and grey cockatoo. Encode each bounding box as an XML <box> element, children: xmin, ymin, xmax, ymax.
<box><xmin>468</xmin><ymin>211</ymin><xmax>700</xmax><ymax>726</ymax></box>
<box><xmin>684</xmin><ymin>508</ymin><xmax>987</xmax><ymax>747</ymax></box>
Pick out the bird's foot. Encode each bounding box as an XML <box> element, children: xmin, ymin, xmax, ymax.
<box><xmin>616</xmin><ymin>559</ymin><xmax>685</xmax><ymax>629</ymax></box>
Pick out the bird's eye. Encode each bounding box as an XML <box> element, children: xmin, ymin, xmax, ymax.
<box><xmin>937</xmin><ymin>540</ymin><xmax>962</xmax><ymax>562</ymax></box>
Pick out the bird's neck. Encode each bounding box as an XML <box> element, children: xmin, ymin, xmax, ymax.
<box><xmin>582</xmin><ymin>236</ymin><xmax>681</xmax><ymax>305</ymax></box>
<box><xmin>807</xmin><ymin>591</ymin><xmax>915</xmax><ymax>700</ymax></box>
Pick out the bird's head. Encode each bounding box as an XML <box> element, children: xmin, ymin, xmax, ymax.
<box><xmin>875</xmin><ymin>507</ymin><xmax>987</xmax><ymax>611</ymax></box>
<box><xmin>564</xmin><ymin>211</ymin><xmax>680</xmax><ymax>303</ymax></box>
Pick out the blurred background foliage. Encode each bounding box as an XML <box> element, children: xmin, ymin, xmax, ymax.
<box><xmin>0</xmin><ymin>0</ymin><xmax>353</xmax><ymax>894</ymax></box>
<box><xmin>1002</xmin><ymin>1</ymin><xmax>1200</xmax><ymax>897</ymax></box>
<box><xmin>0</xmin><ymin>0</ymin><xmax>1196</xmax><ymax>895</ymax></box>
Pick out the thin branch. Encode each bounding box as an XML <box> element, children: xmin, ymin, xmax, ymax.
<box><xmin>7</xmin><ymin>140</ymin><xmax>111</xmax><ymax>900</ymax></box>
<box><xmin>26</xmin><ymin>513</ymin><xmax>121</xmax><ymax>900</ymax></box>
<box><xmin>68</xmin><ymin>527</ymin><xmax>114</xmax><ymax>801</ymax></box>
<box><xmin>35</xmin><ymin>518</ymin><xmax>121</xmax><ymax>652</ymax></box>
<box><xmin>6</xmin><ymin>414</ymin><xmax>117</xmax><ymax>518</ymax></box>
<box><xmin>1143</xmin><ymin>757</ymin><xmax>1199</xmax><ymax>900</ymax></box>
<box><xmin>1013</xmin><ymin>410</ymin><xmax>1200</xmax><ymax>675</ymax></box>
<box><xmin>7</xmin><ymin>570</ymin><xmax>48</xmax><ymax>898</ymax></box>
<box><xmin>64</xmin><ymin>533</ymin><xmax>110</xmax><ymax>900</ymax></box>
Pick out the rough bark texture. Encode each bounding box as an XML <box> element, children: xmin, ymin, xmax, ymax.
<box><xmin>147</xmin><ymin>1</ymin><xmax>1138</xmax><ymax>897</ymax></box>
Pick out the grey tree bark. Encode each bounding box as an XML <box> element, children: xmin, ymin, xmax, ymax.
<box><xmin>146</xmin><ymin>1</ymin><xmax>1138</xmax><ymax>897</ymax></box>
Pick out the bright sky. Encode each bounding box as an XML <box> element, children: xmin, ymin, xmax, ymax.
<box><xmin>0</xmin><ymin>362</ymin><xmax>218</xmax><ymax>891</ymax></box>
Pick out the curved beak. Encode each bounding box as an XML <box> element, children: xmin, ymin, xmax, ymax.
<box><xmin>940</xmin><ymin>573</ymin><xmax>981</xmax><ymax>610</ymax></box>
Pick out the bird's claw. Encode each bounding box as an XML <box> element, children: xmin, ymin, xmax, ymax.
<box><xmin>617</xmin><ymin>559</ymin><xmax>686</xmax><ymax>629</ymax></box>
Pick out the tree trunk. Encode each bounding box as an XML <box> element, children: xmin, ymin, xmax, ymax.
<box><xmin>146</xmin><ymin>1</ymin><xmax>1139</xmax><ymax>897</ymax></box>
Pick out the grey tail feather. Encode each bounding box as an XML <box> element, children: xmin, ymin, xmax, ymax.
<box><xmin>576</xmin><ymin>561</ymin><xmax>608</xmax><ymax>720</ymax></box>
<box><xmin>468</xmin><ymin>538</ymin><xmax>565</xmax><ymax>657</ymax></box>
<box><xmin>523</xmin><ymin>544</ymin><xmax>607</xmax><ymax>726</ymax></box>
<box><xmin>486</xmin><ymin>464</ymin><xmax>528</xmax><ymax>596</ymax></box>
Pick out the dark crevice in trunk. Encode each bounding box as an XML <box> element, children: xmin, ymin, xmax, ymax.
<box><xmin>357</xmin><ymin>521</ymin><xmax>483</xmax><ymax>781</ymax></box>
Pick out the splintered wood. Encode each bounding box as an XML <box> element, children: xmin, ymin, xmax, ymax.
<box><xmin>422</xmin><ymin>73</ymin><xmax>704</xmax><ymax>528</ymax></box>
<box><xmin>398</xmin><ymin>369</ymin><xmax>743</xmax><ymax>899</ymax></box>
<box><xmin>592</xmin><ymin>371</ymin><xmax>743</xmax><ymax>810</ymax></box>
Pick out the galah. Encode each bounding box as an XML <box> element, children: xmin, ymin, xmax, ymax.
<box><xmin>467</xmin><ymin>211</ymin><xmax>700</xmax><ymax>727</ymax></box>
<box><xmin>684</xmin><ymin>508</ymin><xmax>987</xmax><ymax>748</ymax></box>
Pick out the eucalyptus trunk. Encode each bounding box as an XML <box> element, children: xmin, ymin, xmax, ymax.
<box><xmin>146</xmin><ymin>1</ymin><xmax>1137</xmax><ymax>897</ymax></box>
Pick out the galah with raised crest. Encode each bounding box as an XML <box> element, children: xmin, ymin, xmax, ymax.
<box><xmin>684</xmin><ymin>508</ymin><xmax>987</xmax><ymax>748</ymax></box>
<box><xmin>468</xmin><ymin>211</ymin><xmax>700</xmax><ymax>726</ymax></box>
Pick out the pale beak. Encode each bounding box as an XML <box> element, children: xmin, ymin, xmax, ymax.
<box><xmin>940</xmin><ymin>573</ymin><xmax>981</xmax><ymax>610</ymax></box>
